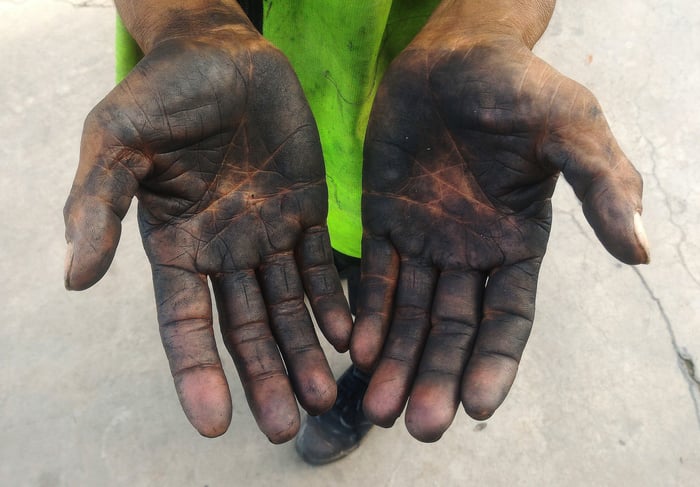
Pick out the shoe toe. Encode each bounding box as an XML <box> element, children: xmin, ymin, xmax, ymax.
<box><xmin>295</xmin><ymin>415</ymin><xmax>359</xmax><ymax>465</ymax></box>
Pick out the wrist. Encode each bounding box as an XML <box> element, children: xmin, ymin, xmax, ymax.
<box><xmin>115</xmin><ymin>0</ymin><xmax>256</xmax><ymax>54</ymax></box>
<box><xmin>413</xmin><ymin>0</ymin><xmax>556</xmax><ymax>50</ymax></box>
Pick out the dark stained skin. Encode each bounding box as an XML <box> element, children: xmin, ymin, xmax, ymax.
<box><xmin>351</xmin><ymin>7</ymin><xmax>649</xmax><ymax>442</ymax></box>
<box><xmin>64</xmin><ymin>0</ymin><xmax>650</xmax><ymax>446</ymax></box>
<box><xmin>63</xmin><ymin>6</ymin><xmax>352</xmax><ymax>443</ymax></box>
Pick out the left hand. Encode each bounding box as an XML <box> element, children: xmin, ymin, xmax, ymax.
<box><xmin>351</xmin><ymin>33</ymin><xmax>649</xmax><ymax>441</ymax></box>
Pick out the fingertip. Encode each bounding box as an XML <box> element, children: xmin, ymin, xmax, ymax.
<box><xmin>198</xmin><ymin>420</ymin><xmax>231</xmax><ymax>439</ymax></box>
<box><xmin>63</xmin><ymin>205</ymin><xmax>122</xmax><ymax>290</ymax></box>
<box><xmin>64</xmin><ymin>238</ymin><xmax>119</xmax><ymax>290</ymax></box>
<box><xmin>461</xmin><ymin>389</ymin><xmax>503</xmax><ymax>421</ymax></box>
<box><xmin>463</xmin><ymin>404</ymin><xmax>495</xmax><ymax>422</ymax></box>
<box><xmin>332</xmin><ymin>342</ymin><xmax>350</xmax><ymax>354</ymax></box>
<box><xmin>405</xmin><ymin>391</ymin><xmax>455</xmax><ymax>443</ymax></box>
<box><xmin>633</xmin><ymin>212</ymin><xmax>651</xmax><ymax>264</ymax></box>
<box><xmin>246</xmin><ymin>376</ymin><xmax>301</xmax><ymax>443</ymax></box>
<box><xmin>175</xmin><ymin>368</ymin><xmax>232</xmax><ymax>438</ymax></box>
<box><xmin>409</xmin><ymin>428</ymin><xmax>444</xmax><ymax>443</ymax></box>
<box><xmin>261</xmin><ymin>408</ymin><xmax>300</xmax><ymax>444</ymax></box>
<box><xmin>303</xmin><ymin>279</ymin><xmax>354</xmax><ymax>352</ymax></box>
<box><xmin>257</xmin><ymin>384</ymin><xmax>301</xmax><ymax>443</ymax></box>
<box><xmin>349</xmin><ymin>346</ymin><xmax>376</xmax><ymax>374</ymax></box>
<box><xmin>297</xmin><ymin>369</ymin><xmax>337</xmax><ymax>416</ymax></box>
<box><xmin>584</xmin><ymin>202</ymin><xmax>650</xmax><ymax>265</ymax></box>
<box><xmin>361</xmin><ymin>373</ymin><xmax>403</xmax><ymax>428</ymax></box>
<box><xmin>265</xmin><ymin>418</ymin><xmax>300</xmax><ymax>444</ymax></box>
<box><xmin>362</xmin><ymin>401</ymin><xmax>398</xmax><ymax>429</ymax></box>
<box><xmin>322</xmin><ymin>308</ymin><xmax>353</xmax><ymax>353</ymax></box>
<box><xmin>575</xmin><ymin>162</ymin><xmax>649</xmax><ymax>265</ymax></box>
<box><xmin>461</xmin><ymin>360</ymin><xmax>517</xmax><ymax>422</ymax></box>
<box><xmin>349</xmin><ymin>315</ymin><xmax>384</xmax><ymax>371</ymax></box>
<box><xmin>406</xmin><ymin>423</ymin><xmax>445</xmax><ymax>443</ymax></box>
<box><xmin>462</xmin><ymin>387</ymin><xmax>498</xmax><ymax>420</ymax></box>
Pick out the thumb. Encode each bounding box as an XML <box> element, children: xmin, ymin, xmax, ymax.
<box><xmin>542</xmin><ymin>99</ymin><xmax>650</xmax><ymax>265</ymax></box>
<box><xmin>64</xmin><ymin>106</ymin><xmax>151</xmax><ymax>290</ymax></box>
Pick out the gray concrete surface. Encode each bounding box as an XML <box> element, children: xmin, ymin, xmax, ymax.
<box><xmin>1</xmin><ymin>0</ymin><xmax>698</xmax><ymax>485</ymax></box>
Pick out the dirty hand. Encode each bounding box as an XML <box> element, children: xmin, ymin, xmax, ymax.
<box><xmin>64</xmin><ymin>15</ymin><xmax>351</xmax><ymax>442</ymax></box>
<box><xmin>352</xmin><ymin>30</ymin><xmax>649</xmax><ymax>440</ymax></box>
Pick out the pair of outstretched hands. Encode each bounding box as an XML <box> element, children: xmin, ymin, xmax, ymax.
<box><xmin>64</xmin><ymin>11</ymin><xmax>648</xmax><ymax>444</ymax></box>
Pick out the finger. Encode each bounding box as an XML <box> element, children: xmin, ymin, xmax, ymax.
<box><xmin>297</xmin><ymin>225</ymin><xmax>353</xmax><ymax>352</ymax></box>
<box><xmin>151</xmin><ymin>264</ymin><xmax>231</xmax><ymax>438</ymax></box>
<box><xmin>212</xmin><ymin>270</ymin><xmax>300</xmax><ymax>444</ymax></box>
<box><xmin>405</xmin><ymin>270</ymin><xmax>484</xmax><ymax>442</ymax></box>
<box><xmin>350</xmin><ymin>236</ymin><xmax>400</xmax><ymax>371</ymax></box>
<box><xmin>259</xmin><ymin>252</ymin><xmax>336</xmax><ymax>416</ymax></box>
<box><xmin>363</xmin><ymin>260</ymin><xmax>437</xmax><ymax>428</ymax></box>
<box><xmin>461</xmin><ymin>258</ymin><xmax>541</xmax><ymax>420</ymax></box>
<box><xmin>542</xmin><ymin>95</ymin><xmax>649</xmax><ymax>265</ymax></box>
<box><xmin>64</xmin><ymin>109</ymin><xmax>151</xmax><ymax>290</ymax></box>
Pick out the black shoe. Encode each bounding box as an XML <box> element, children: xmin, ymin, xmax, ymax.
<box><xmin>295</xmin><ymin>365</ymin><xmax>373</xmax><ymax>465</ymax></box>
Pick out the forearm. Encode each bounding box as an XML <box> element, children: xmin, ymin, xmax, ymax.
<box><xmin>115</xmin><ymin>0</ymin><xmax>253</xmax><ymax>53</ymax></box>
<box><xmin>416</xmin><ymin>0</ymin><xmax>556</xmax><ymax>49</ymax></box>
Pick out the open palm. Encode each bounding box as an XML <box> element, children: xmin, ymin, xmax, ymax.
<box><xmin>352</xmin><ymin>37</ymin><xmax>648</xmax><ymax>441</ymax></box>
<box><xmin>64</xmin><ymin>33</ymin><xmax>351</xmax><ymax>442</ymax></box>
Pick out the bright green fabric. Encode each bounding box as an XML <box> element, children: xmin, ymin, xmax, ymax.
<box><xmin>115</xmin><ymin>16</ymin><xmax>142</xmax><ymax>83</ymax></box>
<box><xmin>263</xmin><ymin>0</ymin><xmax>439</xmax><ymax>257</ymax></box>
<box><xmin>114</xmin><ymin>1</ymin><xmax>439</xmax><ymax>257</ymax></box>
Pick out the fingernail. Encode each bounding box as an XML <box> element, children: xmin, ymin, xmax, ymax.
<box><xmin>633</xmin><ymin>212</ymin><xmax>651</xmax><ymax>264</ymax></box>
<box><xmin>64</xmin><ymin>242</ymin><xmax>74</xmax><ymax>289</ymax></box>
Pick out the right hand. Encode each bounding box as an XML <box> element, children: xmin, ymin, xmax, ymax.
<box><xmin>63</xmin><ymin>22</ymin><xmax>352</xmax><ymax>442</ymax></box>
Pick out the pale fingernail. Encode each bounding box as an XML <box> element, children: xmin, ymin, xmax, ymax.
<box><xmin>633</xmin><ymin>212</ymin><xmax>651</xmax><ymax>264</ymax></box>
<box><xmin>64</xmin><ymin>242</ymin><xmax>74</xmax><ymax>289</ymax></box>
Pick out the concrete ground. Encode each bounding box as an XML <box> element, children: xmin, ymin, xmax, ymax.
<box><xmin>1</xmin><ymin>0</ymin><xmax>698</xmax><ymax>485</ymax></box>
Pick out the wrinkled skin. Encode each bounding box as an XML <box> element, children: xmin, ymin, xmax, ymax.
<box><xmin>351</xmin><ymin>36</ymin><xmax>648</xmax><ymax>441</ymax></box>
<box><xmin>64</xmin><ymin>31</ymin><xmax>352</xmax><ymax>442</ymax></box>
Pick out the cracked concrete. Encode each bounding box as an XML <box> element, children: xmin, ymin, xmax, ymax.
<box><xmin>634</xmin><ymin>267</ymin><xmax>700</xmax><ymax>426</ymax></box>
<box><xmin>680</xmin><ymin>353</ymin><xmax>700</xmax><ymax>387</ymax></box>
<box><xmin>1</xmin><ymin>0</ymin><xmax>698</xmax><ymax>486</ymax></box>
